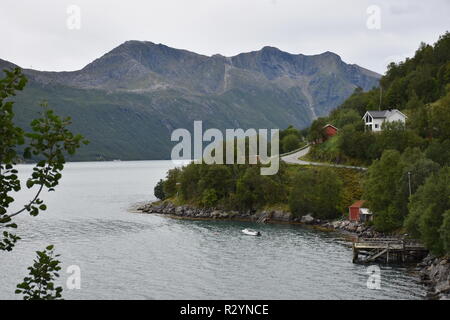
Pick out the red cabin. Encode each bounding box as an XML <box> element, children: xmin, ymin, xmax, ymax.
<box><xmin>323</xmin><ymin>124</ymin><xmax>338</xmax><ymax>139</ymax></box>
<box><xmin>349</xmin><ymin>200</ymin><xmax>366</xmax><ymax>221</ymax></box>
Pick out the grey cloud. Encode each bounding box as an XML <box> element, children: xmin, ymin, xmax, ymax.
<box><xmin>0</xmin><ymin>0</ymin><xmax>448</xmax><ymax>74</ymax></box>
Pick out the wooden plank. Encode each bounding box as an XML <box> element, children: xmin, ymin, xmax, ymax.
<box><xmin>366</xmin><ymin>249</ymin><xmax>387</xmax><ymax>262</ymax></box>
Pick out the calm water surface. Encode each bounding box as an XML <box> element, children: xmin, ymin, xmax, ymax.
<box><xmin>0</xmin><ymin>161</ymin><xmax>426</xmax><ymax>299</ymax></box>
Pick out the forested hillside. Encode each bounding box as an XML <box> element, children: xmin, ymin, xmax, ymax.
<box><xmin>308</xmin><ymin>32</ymin><xmax>450</xmax><ymax>166</ymax></box>
<box><xmin>306</xmin><ymin>32</ymin><xmax>450</xmax><ymax>254</ymax></box>
<box><xmin>155</xmin><ymin>33</ymin><xmax>450</xmax><ymax>255</ymax></box>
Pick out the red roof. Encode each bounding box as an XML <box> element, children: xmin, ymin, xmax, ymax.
<box><xmin>349</xmin><ymin>200</ymin><xmax>366</xmax><ymax>208</ymax></box>
<box><xmin>323</xmin><ymin>124</ymin><xmax>338</xmax><ymax>131</ymax></box>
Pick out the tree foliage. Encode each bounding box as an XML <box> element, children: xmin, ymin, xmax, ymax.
<box><xmin>154</xmin><ymin>179</ymin><xmax>165</xmax><ymax>200</ymax></box>
<box><xmin>299</xmin><ymin>33</ymin><xmax>450</xmax><ymax>256</ymax></box>
<box><xmin>280</xmin><ymin>125</ymin><xmax>304</xmax><ymax>153</ymax></box>
<box><xmin>405</xmin><ymin>167</ymin><xmax>450</xmax><ymax>255</ymax></box>
<box><xmin>1</xmin><ymin>68</ymin><xmax>87</xmax><ymax>298</ymax></box>
<box><xmin>289</xmin><ymin>168</ymin><xmax>343</xmax><ymax>219</ymax></box>
<box><xmin>363</xmin><ymin>149</ymin><xmax>439</xmax><ymax>232</ymax></box>
<box><xmin>1</xmin><ymin>68</ymin><xmax>88</xmax><ymax>251</ymax></box>
<box><xmin>15</xmin><ymin>245</ymin><xmax>63</xmax><ymax>300</ymax></box>
<box><xmin>307</xmin><ymin>32</ymin><xmax>450</xmax><ymax>167</ymax></box>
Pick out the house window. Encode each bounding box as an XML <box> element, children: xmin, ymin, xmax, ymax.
<box><xmin>374</xmin><ymin>124</ymin><xmax>379</xmax><ymax>129</ymax></box>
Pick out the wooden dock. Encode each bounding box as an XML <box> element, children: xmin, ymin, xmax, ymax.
<box><xmin>352</xmin><ymin>238</ymin><xmax>428</xmax><ymax>264</ymax></box>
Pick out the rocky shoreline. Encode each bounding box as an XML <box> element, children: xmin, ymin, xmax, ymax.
<box><xmin>137</xmin><ymin>201</ymin><xmax>449</xmax><ymax>300</ymax></box>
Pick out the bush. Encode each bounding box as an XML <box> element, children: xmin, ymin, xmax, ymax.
<box><xmin>163</xmin><ymin>168</ymin><xmax>180</xmax><ymax>198</ymax></box>
<box><xmin>364</xmin><ymin>148</ymin><xmax>439</xmax><ymax>232</ymax></box>
<box><xmin>281</xmin><ymin>134</ymin><xmax>300</xmax><ymax>153</ymax></box>
<box><xmin>405</xmin><ymin>166</ymin><xmax>450</xmax><ymax>255</ymax></box>
<box><xmin>426</xmin><ymin>139</ymin><xmax>450</xmax><ymax>166</ymax></box>
<box><xmin>440</xmin><ymin>210</ymin><xmax>450</xmax><ymax>254</ymax></box>
<box><xmin>201</xmin><ymin>189</ymin><xmax>218</xmax><ymax>207</ymax></box>
<box><xmin>154</xmin><ymin>179</ymin><xmax>165</xmax><ymax>200</ymax></box>
<box><xmin>289</xmin><ymin>168</ymin><xmax>343</xmax><ymax>219</ymax></box>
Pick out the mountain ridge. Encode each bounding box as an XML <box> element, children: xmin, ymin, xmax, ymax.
<box><xmin>1</xmin><ymin>41</ymin><xmax>380</xmax><ymax>160</ymax></box>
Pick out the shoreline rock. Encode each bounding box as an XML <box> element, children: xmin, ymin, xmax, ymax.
<box><xmin>417</xmin><ymin>255</ymin><xmax>450</xmax><ymax>300</ymax></box>
<box><xmin>137</xmin><ymin>201</ymin><xmax>306</xmax><ymax>224</ymax></box>
<box><xmin>320</xmin><ymin>219</ymin><xmax>385</xmax><ymax>238</ymax></box>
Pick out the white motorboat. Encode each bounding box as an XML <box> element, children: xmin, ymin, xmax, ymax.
<box><xmin>242</xmin><ymin>228</ymin><xmax>261</xmax><ymax>236</ymax></box>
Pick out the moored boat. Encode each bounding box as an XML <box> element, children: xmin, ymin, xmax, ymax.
<box><xmin>242</xmin><ymin>228</ymin><xmax>261</xmax><ymax>236</ymax></box>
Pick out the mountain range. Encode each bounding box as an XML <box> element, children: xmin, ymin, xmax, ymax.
<box><xmin>0</xmin><ymin>41</ymin><xmax>380</xmax><ymax>160</ymax></box>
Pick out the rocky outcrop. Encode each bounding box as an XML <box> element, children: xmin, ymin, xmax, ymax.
<box><xmin>321</xmin><ymin>219</ymin><xmax>384</xmax><ymax>238</ymax></box>
<box><xmin>137</xmin><ymin>201</ymin><xmax>325</xmax><ymax>225</ymax></box>
<box><xmin>300</xmin><ymin>214</ymin><xmax>315</xmax><ymax>224</ymax></box>
<box><xmin>418</xmin><ymin>255</ymin><xmax>450</xmax><ymax>300</ymax></box>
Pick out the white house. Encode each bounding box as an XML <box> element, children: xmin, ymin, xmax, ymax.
<box><xmin>362</xmin><ymin>109</ymin><xmax>407</xmax><ymax>132</ymax></box>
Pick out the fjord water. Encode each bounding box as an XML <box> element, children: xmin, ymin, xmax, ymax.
<box><xmin>0</xmin><ymin>161</ymin><xmax>425</xmax><ymax>299</ymax></box>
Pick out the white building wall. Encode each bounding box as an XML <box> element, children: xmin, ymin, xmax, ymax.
<box><xmin>371</xmin><ymin>118</ymin><xmax>384</xmax><ymax>131</ymax></box>
<box><xmin>386</xmin><ymin>111</ymin><xmax>406</xmax><ymax>123</ymax></box>
<box><xmin>363</xmin><ymin>110</ymin><xmax>407</xmax><ymax>132</ymax></box>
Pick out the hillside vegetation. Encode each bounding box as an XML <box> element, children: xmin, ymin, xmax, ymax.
<box><xmin>305</xmin><ymin>32</ymin><xmax>450</xmax><ymax>254</ymax></box>
<box><xmin>155</xmin><ymin>161</ymin><xmax>364</xmax><ymax>221</ymax></box>
<box><xmin>156</xmin><ymin>33</ymin><xmax>450</xmax><ymax>256</ymax></box>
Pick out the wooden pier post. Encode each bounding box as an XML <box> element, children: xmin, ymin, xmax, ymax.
<box><xmin>402</xmin><ymin>241</ymin><xmax>405</xmax><ymax>263</ymax></box>
<box><xmin>352</xmin><ymin>243</ymin><xmax>358</xmax><ymax>263</ymax></box>
<box><xmin>386</xmin><ymin>244</ymin><xmax>390</xmax><ymax>264</ymax></box>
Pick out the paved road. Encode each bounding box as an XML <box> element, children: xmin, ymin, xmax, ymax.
<box><xmin>281</xmin><ymin>146</ymin><xmax>367</xmax><ymax>170</ymax></box>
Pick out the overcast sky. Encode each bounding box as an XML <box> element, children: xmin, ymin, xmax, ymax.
<box><xmin>1</xmin><ymin>0</ymin><xmax>449</xmax><ymax>74</ymax></box>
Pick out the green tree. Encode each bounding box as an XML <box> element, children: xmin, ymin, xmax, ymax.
<box><xmin>235</xmin><ymin>167</ymin><xmax>264</xmax><ymax>210</ymax></box>
<box><xmin>338</xmin><ymin>124</ymin><xmax>378</xmax><ymax>161</ymax></box>
<box><xmin>154</xmin><ymin>179</ymin><xmax>165</xmax><ymax>200</ymax></box>
<box><xmin>1</xmin><ymin>68</ymin><xmax>86</xmax><ymax>298</ymax></box>
<box><xmin>377</xmin><ymin>121</ymin><xmax>424</xmax><ymax>154</ymax></box>
<box><xmin>280</xmin><ymin>125</ymin><xmax>302</xmax><ymax>141</ymax></box>
<box><xmin>428</xmin><ymin>91</ymin><xmax>450</xmax><ymax>141</ymax></box>
<box><xmin>201</xmin><ymin>188</ymin><xmax>218</xmax><ymax>207</ymax></box>
<box><xmin>179</xmin><ymin>164</ymin><xmax>201</xmax><ymax>200</ymax></box>
<box><xmin>289</xmin><ymin>168</ymin><xmax>343</xmax><ymax>219</ymax></box>
<box><xmin>15</xmin><ymin>245</ymin><xmax>63</xmax><ymax>300</ymax></box>
<box><xmin>394</xmin><ymin>149</ymin><xmax>440</xmax><ymax>220</ymax></box>
<box><xmin>281</xmin><ymin>134</ymin><xmax>300</xmax><ymax>153</ymax></box>
<box><xmin>363</xmin><ymin>150</ymin><xmax>404</xmax><ymax>232</ymax></box>
<box><xmin>440</xmin><ymin>210</ymin><xmax>450</xmax><ymax>254</ymax></box>
<box><xmin>426</xmin><ymin>139</ymin><xmax>450</xmax><ymax>166</ymax></box>
<box><xmin>162</xmin><ymin>167</ymin><xmax>180</xmax><ymax>198</ymax></box>
<box><xmin>197</xmin><ymin>165</ymin><xmax>234</xmax><ymax>199</ymax></box>
<box><xmin>405</xmin><ymin>167</ymin><xmax>450</xmax><ymax>255</ymax></box>
<box><xmin>331</xmin><ymin>108</ymin><xmax>361</xmax><ymax>129</ymax></box>
<box><xmin>307</xmin><ymin>117</ymin><xmax>327</xmax><ymax>143</ymax></box>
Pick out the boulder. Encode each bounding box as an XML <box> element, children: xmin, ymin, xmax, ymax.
<box><xmin>301</xmin><ymin>214</ymin><xmax>315</xmax><ymax>224</ymax></box>
<box><xmin>219</xmin><ymin>212</ymin><xmax>229</xmax><ymax>219</ymax></box>
<box><xmin>272</xmin><ymin>210</ymin><xmax>292</xmax><ymax>222</ymax></box>
<box><xmin>331</xmin><ymin>221</ymin><xmax>341</xmax><ymax>229</ymax></box>
<box><xmin>211</xmin><ymin>210</ymin><xmax>221</xmax><ymax>218</ymax></box>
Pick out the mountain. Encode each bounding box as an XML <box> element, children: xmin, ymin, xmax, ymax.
<box><xmin>1</xmin><ymin>41</ymin><xmax>380</xmax><ymax>160</ymax></box>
